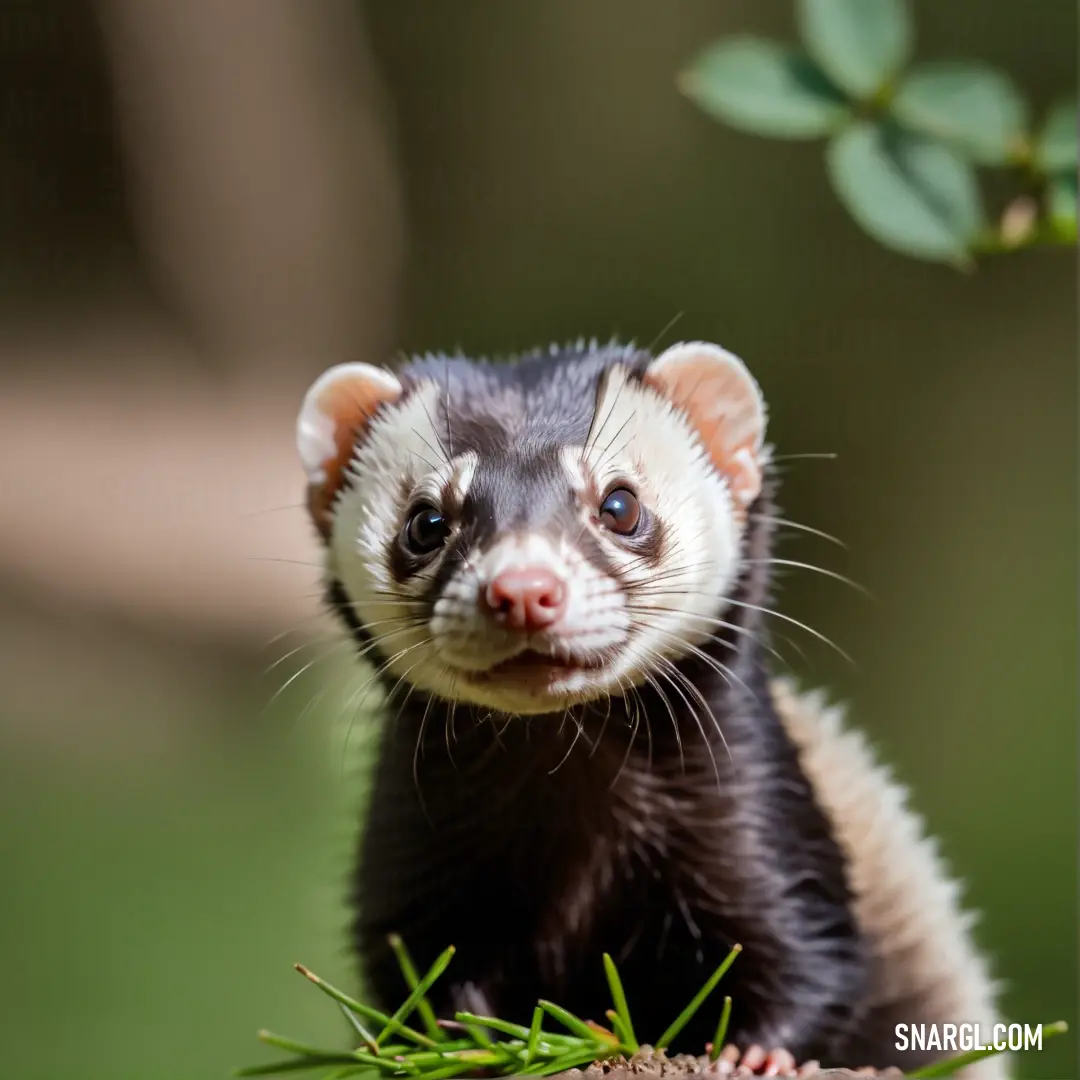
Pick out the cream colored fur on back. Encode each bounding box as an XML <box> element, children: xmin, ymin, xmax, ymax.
<box><xmin>772</xmin><ymin>680</ymin><xmax>1008</xmax><ymax>1080</ymax></box>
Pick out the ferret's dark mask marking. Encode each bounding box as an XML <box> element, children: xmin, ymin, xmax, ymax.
<box><xmin>462</xmin><ymin>447</ymin><xmax>579</xmax><ymax>547</ymax></box>
<box><xmin>370</xmin><ymin>346</ymin><xmax>659</xmax><ymax>599</ymax></box>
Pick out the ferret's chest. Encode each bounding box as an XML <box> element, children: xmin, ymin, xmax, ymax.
<box><xmin>522</xmin><ymin>757</ymin><xmax>740</xmax><ymax>940</ymax></box>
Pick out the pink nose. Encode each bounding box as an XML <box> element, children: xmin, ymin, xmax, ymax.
<box><xmin>483</xmin><ymin>567</ymin><xmax>567</xmax><ymax>632</ymax></box>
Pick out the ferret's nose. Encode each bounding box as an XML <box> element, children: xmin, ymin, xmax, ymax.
<box><xmin>483</xmin><ymin>568</ymin><xmax>567</xmax><ymax>632</ymax></box>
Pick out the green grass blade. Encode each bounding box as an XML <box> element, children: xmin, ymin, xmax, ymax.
<box><xmin>708</xmin><ymin>996</ymin><xmax>733</xmax><ymax>1062</ymax></box>
<box><xmin>539</xmin><ymin>999</ymin><xmax>613</xmax><ymax>1043</ymax></box>
<box><xmin>519</xmin><ymin>1045</ymin><xmax>608</xmax><ymax>1076</ymax></box>
<box><xmin>295</xmin><ymin>965</ymin><xmax>436</xmax><ymax>1048</ymax></box>
<box><xmin>389</xmin><ymin>934</ymin><xmax>445</xmax><ymax>1042</ymax></box>
<box><xmin>907</xmin><ymin>1020</ymin><xmax>1069</xmax><ymax>1078</ymax></box>
<box><xmin>380</xmin><ymin>1043</ymin><xmax>438</xmax><ymax>1058</ymax></box>
<box><xmin>601</xmin><ymin>953</ymin><xmax>639</xmax><ymax>1053</ymax></box>
<box><xmin>259</xmin><ymin>1029</ymin><xmax>394</xmax><ymax>1071</ymax></box>
<box><xmin>524</xmin><ymin>1005</ymin><xmax>545</xmax><ymax>1065</ymax></box>
<box><xmin>252</xmin><ymin>952</ymin><xmax>1073</xmax><ymax>1080</ymax></box>
<box><xmin>258</xmin><ymin>1030</ymin><xmax>339</xmax><ymax>1057</ymax></box>
<box><xmin>655</xmin><ymin>943</ymin><xmax>742</xmax><ymax>1050</ymax></box>
<box><xmin>397</xmin><ymin>1046</ymin><xmax>511</xmax><ymax>1070</ymax></box>
<box><xmin>461</xmin><ymin>1023</ymin><xmax>493</xmax><ymax>1049</ymax></box>
<box><xmin>377</xmin><ymin>946</ymin><xmax>456</xmax><ymax>1046</ymax></box>
<box><xmin>340</xmin><ymin>1004</ymin><xmax>380</xmax><ymax>1053</ymax></box>
<box><xmin>454</xmin><ymin>1011</ymin><xmax>566</xmax><ymax>1044</ymax></box>
<box><xmin>263</xmin><ymin>1035</ymin><xmax>399</xmax><ymax>1076</ymax></box>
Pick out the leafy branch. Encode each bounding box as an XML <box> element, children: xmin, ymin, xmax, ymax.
<box><xmin>678</xmin><ymin>0</ymin><xmax>1077</xmax><ymax>267</ymax></box>
<box><xmin>237</xmin><ymin>938</ymin><xmax>1066</xmax><ymax>1079</ymax></box>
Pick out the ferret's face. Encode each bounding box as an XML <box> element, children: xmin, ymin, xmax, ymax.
<box><xmin>297</xmin><ymin>343</ymin><xmax>768</xmax><ymax>716</ymax></box>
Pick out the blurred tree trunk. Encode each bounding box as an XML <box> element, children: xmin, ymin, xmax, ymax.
<box><xmin>97</xmin><ymin>0</ymin><xmax>403</xmax><ymax>370</ymax></box>
<box><xmin>0</xmin><ymin>0</ymin><xmax>403</xmax><ymax>646</ymax></box>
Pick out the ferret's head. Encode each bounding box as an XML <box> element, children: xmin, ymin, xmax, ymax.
<box><xmin>297</xmin><ymin>341</ymin><xmax>768</xmax><ymax>715</ymax></box>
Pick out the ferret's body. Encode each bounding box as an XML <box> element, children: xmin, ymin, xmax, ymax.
<box><xmin>297</xmin><ymin>342</ymin><xmax>1004</xmax><ymax>1077</ymax></box>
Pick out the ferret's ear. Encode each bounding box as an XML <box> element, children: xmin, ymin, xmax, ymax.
<box><xmin>644</xmin><ymin>342</ymin><xmax>767</xmax><ymax>510</ymax></box>
<box><xmin>297</xmin><ymin>362</ymin><xmax>403</xmax><ymax>538</ymax></box>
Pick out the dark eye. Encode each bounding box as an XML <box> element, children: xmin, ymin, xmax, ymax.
<box><xmin>598</xmin><ymin>487</ymin><xmax>641</xmax><ymax>536</ymax></box>
<box><xmin>403</xmin><ymin>504</ymin><xmax>450</xmax><ymax>555</ymax></box>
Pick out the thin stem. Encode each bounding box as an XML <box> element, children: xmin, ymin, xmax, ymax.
<box><xmin>655</xmin><ymin>944</ymin><xmax>741</xmax><ymax>1050</ymax></box>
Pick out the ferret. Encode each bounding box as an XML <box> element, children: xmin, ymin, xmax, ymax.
<box><xmin>295</xmin><ymin>340</ymin><xmax>1005</xmax><ymax>1077</ymax></box>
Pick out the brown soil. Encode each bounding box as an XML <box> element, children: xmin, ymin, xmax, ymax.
<box><xmin>535</xmin><ymin>1047</ymin><xmax>905</xmax><ymax>1079</ymax></box>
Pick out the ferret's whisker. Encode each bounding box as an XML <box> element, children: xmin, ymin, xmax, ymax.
<box><xmin>645</xmin><ymin>310</ymin><xmax>685</xmax><ymax>354</ymax></box>
<box><xmin>743</xmin><ymin>558</ymin><xmax>871</xmax><ymax>598</ymax></box>
<box><xmin>629</xmin><ymin>617</ymin><xmax>758</xmax><ymax>708</ymax></box>
<box><xmin>622</xmin><ymin>581</ymin><xmax>846</xmax><ymax>665</ymax></box>
<box><xmin>415</xmin><ymin>390</ymin><xmax>453</xmax><ymax>468</ymax></box>
<box><xmin>266</xmin><ymin>615</ymin><xmax>420</xmax><ymax>676</ymax></box>
<box><xmin>246</xmin><ymin>502</ymin><xmax>307</xmax><ymax>516</ymax></box>
<box><xmin>265</xmin><ymin>612</ymin><xmax>339</xmax><ymax>648</ymax></box>
<box><xmin>654</xmin><ymin>661</ymin><xmax>728</xmax><ymax>787</ymax></box>
<box><xmin>640</xmin><ymin>669</ymin><xmax>682</xmax><ymax>776</ymax></box>
<box><xmin>625</xmin><ymin>602</ymin><xmax>788</xmax><ymax>666</ymax></box>
<box><xmin>611</xmin><ymin>682</ymin><xmax>645</xmax><ymax>790</ymax></box>
<box><xmin>264</xmin><ymin>627</ymin><xmax>410</xmax><ymax>713</ymax></box>
<box><xmin>263</xmin><ymin>636</ymin><xmax>348</xmax><ymax>678</ymax></box>
<box><xmin>290</xmin><ymin>682</ymin><xmax>333</xmax><ymax>739</ymax></box>
<box><xmin>750</xmin><ymin>513</ymin><xmax>846</xmax><ymax>549</ymax></box>
<box><xmin>262</xmin><ymin>652</ymin><xmax>330</xmax><ymax>712</ymax></box>
<box><xmin>594</xmin><ymin>413</ymin><xmax>636</xmax><ymax>473</ymax></box>
<box><xmin>658</xmin><ymin>653</ymin><xmax>735</xmax><ymax>767</ymax></box>
<box><xmin>411</xmin><ymin>687</ymin><xmax>439</xmax><ymax>807</ymax></box>
<box><xmin>246</xmin><ymin>556</ymin><xmax>324</xmax><ymax>569</ymax></box>
<box><xmin>331</xmin><ymin>630</ymin><xmax>433</xmax><ymax>730</ymax></box>
<box><xmin>723</xmin><ymin>597</ymin><xmax>854</xmax><ymax>667</ymax></box>
<box><xmin>588</xmin><ymin>681</ymin><xmax>619</xmax><ymax>760</ymax></box>
<box><xmin>548</xmin><ymin>710</ymin><xmax>586</xmax><ymax>775</ymax></box>
<box><xmin>768</xmin><ymin>451</ymin><xmax>838</xmax><ymax>462</ymax></box>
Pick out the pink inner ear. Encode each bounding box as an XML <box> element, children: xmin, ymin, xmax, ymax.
<box><xmin>308</xmin><ymin>374</ymin><xmax>400</xmax><ymax>537</ymax></box>
<box><xmin>644</xmin><ymin>352</ymin><xmax>765</xmax><ymax>511</ymax></box>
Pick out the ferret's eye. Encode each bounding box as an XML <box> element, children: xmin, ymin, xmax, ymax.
<box><xmin>403</xmin><ymin>504</ymin><xmax>450</xmax><ymax>555</ymax></box>
<box><xmin>598</xmin><ymin>487</ymin><xmax>641</xmax><ymax>536</ymax></box>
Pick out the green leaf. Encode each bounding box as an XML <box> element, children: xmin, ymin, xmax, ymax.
<box><xmin>892</xmin><ymin>61</ymin><xmax>1029</xmax><ymax>165</ymax></box>
<box><xmin>1048</xmin><ymin>170</ymin><xmax>1078</xmax><ymax>231</ymax></box>
<box><xmin>797</xmin><ymin>0</ymin><xmax>912</xmax><ymax>99</ymax></box>
<box><xmin>1038</xmin><ymin>99</ymin><xmax>1078</xmax><ymax>172</ymax></box>
<box><xmin>826</xmin><ymin>121</ymin><xmax>984</xmax><ymax>263</ymax></box>
<box><xmin>679</xmin><ymin>37</ymin><xmax>850</xmax><ymax>140</ymax></box>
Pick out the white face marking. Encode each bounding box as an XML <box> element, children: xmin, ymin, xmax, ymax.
<box><xmin>573</xmin><ymin>363</ymin><xmax>745</xmax><ymax>680</ymax></box>
<box><xmin>328</xmin><ymin>366</ymin><xmax>752</xmax><ymax>716</ymax></box>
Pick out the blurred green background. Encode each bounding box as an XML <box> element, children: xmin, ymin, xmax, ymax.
<box><xmin>0</xmin><ymin>2</ymin><xmax>1074</xmax><ymax>1078</ymax></box>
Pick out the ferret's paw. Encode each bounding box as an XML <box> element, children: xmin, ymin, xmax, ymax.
<box><xmin>710</xmin><ymin>1044</ymin><xmax>801</xmax><ymax>1076</ymax></box>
